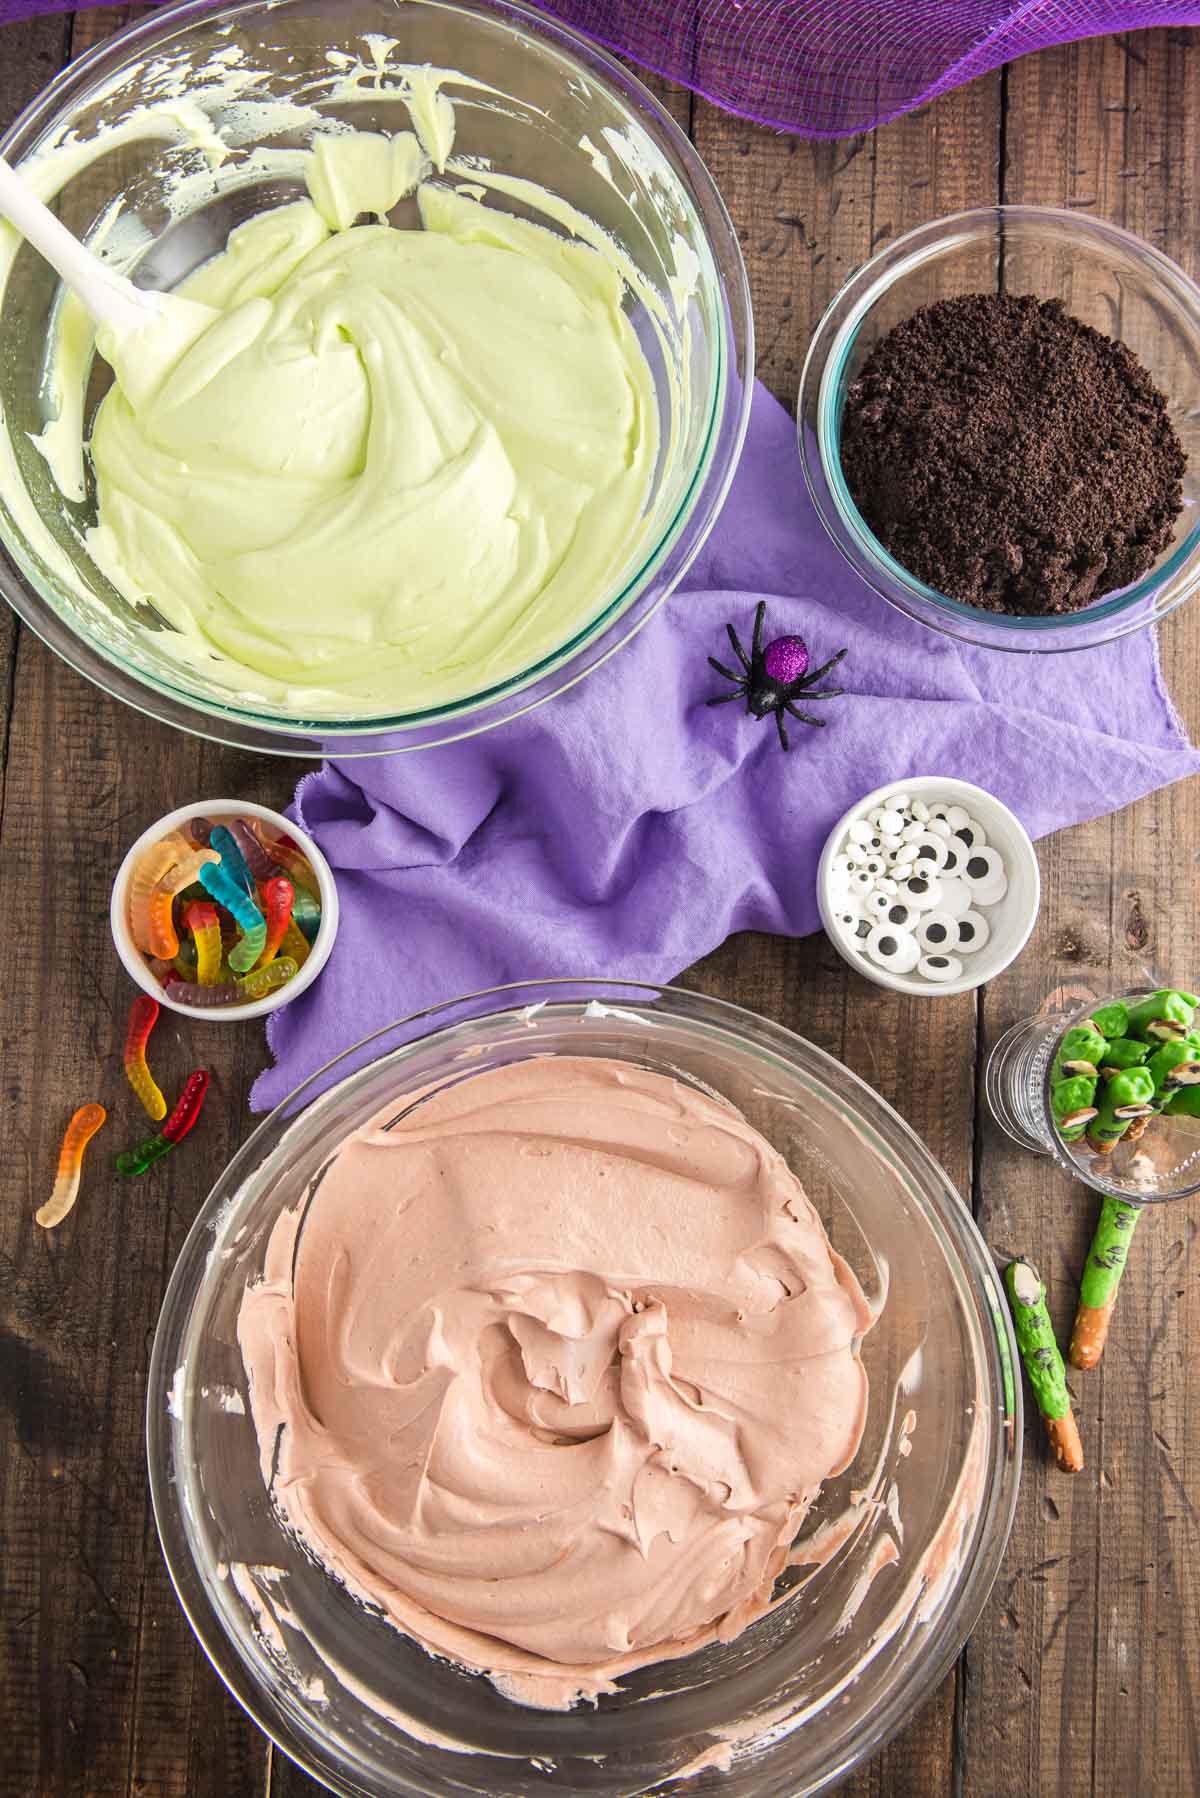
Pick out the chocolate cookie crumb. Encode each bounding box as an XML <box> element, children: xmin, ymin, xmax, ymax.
<box><xmin>840</xmin><ymin>293</ymin><xmax>1186</xmax><ymax>615</ymax></box>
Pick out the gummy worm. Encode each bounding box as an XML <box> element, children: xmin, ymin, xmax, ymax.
<box><xmin>256</xmin><ymin>877</ymin><xmax>294</xmax><ymax>967</ymax></box>
<box><xmin>117</xmin><ymin>1071</ymin><xmax>209</xmax><ymax>1178</ymax></box>
<box><xmin>229</xmin><ymin>818</ymin><xmax>283</xmax><ymax>884</ymax></box>
<box><xmin>124</xmin><ymin>993</ymin><xmax>166</xmax><ymax>1121</ymax></box>
<box><xmin>198</xmin><ymin>860</ymin><xmax>266</xmax><ymax>973</ymax></box>
<box><xmin>128</xmin><ymin>830</ymin><xmax>191</xmax><ymax>954</ymax></box>
<box><xmin>209</xmin><ymin>824</ymin><xmax>258</xmax><ymax>899</ymax></box>
<box><xmin>168</xmin><ymin>957</ymin><xmax>298</xmax><ymax>1007</ymax></box>
<box><xmin>36</xmin><ymin>1104</ymin><xmax>107</xmax><ymax>1228</ymax></box>
<box><xmin>252</xmin><ymin>821</ymin><xmax>320</xmax><ymax>898</ymax></box>
<box><xmin>183</xmin><ymin>900</ymin><xmax>223</xmax><ymax>987</ymax></box>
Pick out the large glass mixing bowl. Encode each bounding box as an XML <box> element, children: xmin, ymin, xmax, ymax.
<box><xmin>798</xmin><ymin>206</ymin><xmax>1200</xmax><ymax>653</ymax></box>
<box><xmin>0</xmin><ymin>0</ymin><xmax>751</xmax><ymax>755</ymax></box>
<box><xmin>148</xmin><ymin>981</ymin><xmax>1020</xmax><ymax>1797</ymax></box>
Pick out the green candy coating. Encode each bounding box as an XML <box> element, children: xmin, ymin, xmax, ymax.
<box><xmin>1078</xmin><ymin>1197</ymin><xmax>1141</xmax><ymax>1312</ymax></box>
<box><xmin>1147</xmin><ymin>1039</ymin><xmax>1198</xmax><ymax>1101</ymax></box>
<box><xmin>1005</xmin><ymin>1260</ymin><xmax>1071</xmax><ymax>1421</ymax></box>
<box><xmin>1167</xmin><ymin>1085</ymin><xmax>1200</xmax><ymax>1118</ymax></box>
<box><xmin>1127</xmin><ymin>990</ymin><xmax>1196</xmax><ymax>1038</ymax></box>
<box><xmin>1098</xmin><ymin>1037</ymin><xmax>1148</xmax><ymax>1069</ymax></box>
<box><xmin>1090</xmin><ymin>1001</ymin><xmax>1130</xmax><ymax>1039</ymax></box>
<box><xmin>1058</xmin><ymin>1025</ymin><xmax>1107</xmax><ymax>1067</ymax></box>
<box><xmin>1051</xmin><ymin>1074</ymin><xmax>1097</xmax><ymax>1120</ymax></box>
<box><xmin>1108</xmin><ymin>1066</ymin><xmax>1155</xmax><ymax>1107</ymax></box>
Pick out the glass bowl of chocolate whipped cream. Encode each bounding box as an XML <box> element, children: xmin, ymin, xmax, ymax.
<box><xmin>0</xmin><ymin>0</ymin><xmax>750</xmax><ymax>756</ymax></box>
<box><xmin>148</xmin><ymin>979</ymin><xmax>1019</xmax><ymax>1796</ymax></box>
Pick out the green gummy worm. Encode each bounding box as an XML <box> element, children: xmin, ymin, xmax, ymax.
<box><xmin>1005</xmin><ymin>1259</ymin><xmax>1071</xmax><ymax>1421</ymax></box>
<box><xmin>1078</xmin><ymin>1197</ymin><xmax>1141</xmax><ymax>1312</ymax></box>
<box><xmin>1090</xmin><ymin>1001</ymin><xmax>1130</xmax><ymax>1039</ymax></box>
<box><xmin>116</xmin><ymin>1133</ymin><xmax>175</xmax><ymax>1178</ymax></box>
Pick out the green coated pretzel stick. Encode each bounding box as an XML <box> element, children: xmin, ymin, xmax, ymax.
<box><xmin>1069</xmin><ymin>1195</ymin><xmax>1142</xmax><ymax>1371</ymax></box>
<box><xmin>1004</xmin><ymin>1259</ymin><xmax>1083</xmax><ymax>1474</ymax></box>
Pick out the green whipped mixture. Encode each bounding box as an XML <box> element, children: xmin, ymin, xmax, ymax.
<box><xmin>0</xmin><ymin>45</ymin><xmax>684</xmax><ymax>719</ymax></box>
<box><xmin>86</xmin><ymin>131</ymin><xmax>658</xmax><ymax>710</ymax></box>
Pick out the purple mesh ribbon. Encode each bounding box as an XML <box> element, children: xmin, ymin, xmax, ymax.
<box><xmin>2</xmin><ymin>1</ymin><xmax>1198</xmax><ymax>134</ymax></box>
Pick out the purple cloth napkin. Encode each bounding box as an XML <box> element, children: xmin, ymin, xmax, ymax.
<box><xmin>254</xmin><ymin>382</ymin><xmax>1200</xmax><ymax>1109</ymax></box>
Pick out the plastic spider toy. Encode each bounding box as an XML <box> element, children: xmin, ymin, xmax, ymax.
<box><xmin>707</xmin><ymin>601</ymin><xmax>848</xmax><ymax>751</ymax></box>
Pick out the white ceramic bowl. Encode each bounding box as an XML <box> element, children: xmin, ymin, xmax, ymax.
<box><xmin>817</xmin><ymin>776</ymin><xmax>1040</xmax><ymax>996</ymax></box>
<box><xmin>111</xmin><ymin>800</ymin><xmax>338</xmax><ymax>1021</ymax></box>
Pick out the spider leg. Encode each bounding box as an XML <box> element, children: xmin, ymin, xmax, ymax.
<box><xmin>706</xmin><ymin>691</ymin><xmax>744</xmax><ymax>707</ymax></box>
<box><xmin>752</xmin><ymin>600</ymin><xmax>766</xmax><ymax>664</ymax></box>
<box><xmin>783</xmin><ymin>702</ymin><xmax>827</xmax><ymax>727</ymax></box>
<box><xmin>800</xmin><ymin>646</ymin><xmax>849</xmax><ymax>685</ymax></box>
<box><xmin>774</xmin><ymin>707</ymin><xmax>790</xmax><ymax>752</ymax></box>
<box><xmin>789</xmin><ymin>685</ymin><xmax>844</xmax><ymax>701</ymax></box>
<box><xmin>724</xmin><ymin>622</ymin><xmax>751</xmax><ymax>673</ymax></box>
<box><xmin>707</xmin><ymin>656</ymin><xmax>743</xmax><ymax>684</ymax></box>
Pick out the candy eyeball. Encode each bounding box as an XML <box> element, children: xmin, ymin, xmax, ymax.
<box><xmin>909</xmin><ymin>832</ymin><xmax>949</xmax><ymax>871</ymax></box>
<box><xmin>919</xmin><ymin>952</ymin><xmax>963</xmax><ymax>983</ymax></box>
<box><xmin>962</xmin><ymin>846</ymin><xmax>1004</xmax><ymax>887</ymax></box>
<box><xmin>944</xmin><ymin>805</ymin><xmax>970</xmax><ymax>831</ymax></box>
<box><xmin>935</xmin><ymin>877</ymin><xmax>972</xmax><ymax>919</ymax></box>
<box><xmin>847</xmin><ymin>820</ymin><xmax>874</xmax><ymax>846</ymax></box>
<box><xmin>962</xmin><ymin>845</ymin><xmax>1008</xmax><ymax>904</ymax></box>
<box><xmin>866</xmin><ymin>924</ymin><xmax>920</xmax><ymax>973</ymax></box>
<box><xmin>938</xmin><ymin>841</ymin><xmax>964</xmax><ymax>877</ymax></box>
<box><xmin>876</xmin><ymin>808</ymin><xmax>905</xmax><ymax>835</ymax></box>
<box><xmin>900</xmin><ymin>873</ymin><xmax>943</xmax><ymax>911</ymax></box>
<box><xmin>918</xmin><ymin>910</ymin><xmax>961</xmax><ymax>952</ymax></box>
<box><xmin>883</xmin><ymin>900</ymin><xmax>916</xmax><ymax>930</ymax></box>
<box><xmin>910</xmin><ymin>798</ymin><xmax>931</xmax><ymax>822</ymax></box>
<box><xmin>862</xmin><ymin>857</ymin><xmax>886</xmax><ymax>877</ymax></box>
<box><xmin>954</xmin><ymin>818</ymin><xmax>987</xmax><ymax>851</ymax></box>
<box><xmin>865</xmin><ymin>890</ymin><xmax>893</xmax><ymax>917</ymax></box>
<box><xmin>928</xmin><ymin>817</ymin><xmax>953</xmax><ymax>841</ymax></box>
<box><xmin>955</xmin><ymin>909</ymin><xmax>990</xmax><ymax>954</ymax></box>
<box><xmin>851</xmin><ymin>870</ymin><xmax>874</xmax><ymax>893</ymax></box>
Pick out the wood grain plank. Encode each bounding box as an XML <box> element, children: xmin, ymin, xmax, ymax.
<box><xmin>0</xmin><ymin>17</ymin><xmax>294</xmax><ymax>1798</ymax></box>
<box><xmin>0</xmin><ymin>9</ymin><xmax>72</xmax><ymax>818</ymax></box>
<box><xmin>964</xmin><ymin>27</ymin><xmax>1200</xmax><ymax>1798</ymax></box>
<box><xmin>682</xmin><ymin>68</ymin><xmax>1002</xmax><ymax>1798</ymax></box>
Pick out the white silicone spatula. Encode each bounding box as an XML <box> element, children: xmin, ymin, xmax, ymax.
<box><xmin>0</xmin><ymin>153</ymin><xmax>218</xmax><ymax>407</ymax></box>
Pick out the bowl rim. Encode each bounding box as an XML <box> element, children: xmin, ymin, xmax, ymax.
<box><xmin>0</xmin><ymin>0</ymin><xmax>753</xmax><ymax>756</ymax></box>
<box><xmin>110</xmin><ymin>798</ymin><xmax>338</xmax><ymax>1020</ymax></box>
<box><xmin>816</xmin><ymin>775</ymin><xmax>1041</xmax><ymax>997</ymax></box>
<box><xmin>146</xmin><ymin>977</ymin><xmax>1022</xmax><ymax>1797</ymax></box>
<box><xmin>798</xmin><ymin>202</ymin><xmax>1200</xmax><ymax>653</ymax></box>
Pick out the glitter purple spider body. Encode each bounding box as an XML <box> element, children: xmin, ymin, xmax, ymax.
<box><xmin>707</xmin><ymin>601</ymin><xmax>848</xmax><ymax>751</ymax></box>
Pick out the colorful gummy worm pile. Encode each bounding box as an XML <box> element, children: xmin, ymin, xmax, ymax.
<box><xmin>127</xmin><ymin>815</ymin><xmax>321</xmax><ymax>1005</ymax></box>
<box><xmin>1050</xmin><ymin>987</ymin><xmax>1200</xmax><ymax>1155</ymax></box>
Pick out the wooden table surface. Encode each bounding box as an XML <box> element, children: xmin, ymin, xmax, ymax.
<box><xmin>2</xmin><ymin>8</ymin><xmax>1198</xmax><ymax>1795</ymax></box>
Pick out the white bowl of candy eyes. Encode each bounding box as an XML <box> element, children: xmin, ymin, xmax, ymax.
<box><xmin>817</xmin><ymin>777</ymin><xmax>1040</xmax><ymax>996</ymax></box>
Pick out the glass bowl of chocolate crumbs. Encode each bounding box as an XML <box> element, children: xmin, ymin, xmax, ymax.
<box><xmin>799</xmin><ymin>206</ymin><xmax>1200</xmax><ymax>652</ymax></box>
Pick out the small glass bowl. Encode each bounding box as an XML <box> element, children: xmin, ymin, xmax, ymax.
<box><xmin>0</xmin><ymin>0</ymin><xmax>751</xmax><ymax>756</ymax></box>
<box><xmin>798</xmin><ymin>206</ymin><xmax>1200</xmax><ymax>653</ymax></box>
<box><xmin>148</xmin><ymin>979</ymin><xmax>1019</xmax><ymax>1798</ymax></box>
<box><xmin>985</xmin><ymin>987</ymin><xmax>1200</xmax><ymax>1203</ymax></box>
